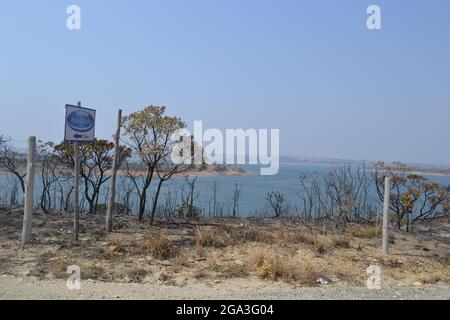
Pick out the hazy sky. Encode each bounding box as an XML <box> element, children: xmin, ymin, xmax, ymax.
<box><xmin>1</xmin><ymin>0</ymin><xmax>449</xmax><ymax>165</ymax></box>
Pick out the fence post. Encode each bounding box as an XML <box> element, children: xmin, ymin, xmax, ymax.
<box><xmin>106</xmin><ymin>109</ymin><xmax>122</xmax><ymax>232</ymax></box>
<box><xmin>382</xmin><ymin>176</ymin><xmax>391</xmax><ymax>256</ymax></box>
<box><xmin>21</xmin><ymin>136</ymin><xmax>36</xmax><ymax>246</ymax></box>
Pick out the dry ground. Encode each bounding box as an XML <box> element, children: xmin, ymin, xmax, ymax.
<box><xmin>0</xmin><ymin>206</ymin><xmax>449</xmax><ymax>299</ymax></box>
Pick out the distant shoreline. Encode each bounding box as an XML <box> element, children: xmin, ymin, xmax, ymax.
<box><xmin>0</xmin><ymin>165</ymin><xmax>250</xmax><ymax>178</ymax></box>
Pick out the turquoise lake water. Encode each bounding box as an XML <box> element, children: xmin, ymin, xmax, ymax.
<box><xmin>1</xmin><ymin>163</ymin><xmax>449</xmax><ymax>217</ymax></box>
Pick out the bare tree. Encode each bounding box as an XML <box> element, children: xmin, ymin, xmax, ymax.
<box><xmin>178</xmin><ymin>176</ymin><xmax>201</xmax><ymax>219</ymax></box>
<box><xmin>149</xmin><ymin>159</ymin><xmax>191</xmax><ymax>224</ymax></box>
<box><xmin>266</xmin><ymin>191</ymin><xmax>287</xmax><ymax>218</ymax></box>
<box><xmin>0</xmin><ymin>137</ymin><xmax>26</xmax><ymax>194</ymax></box>
<box><xmin>119</xmin><ymin>176</ymin><xmax>135</xmax><ymax>215</ymax></box>
<box><xmin>231</xmin><ymin>182</ymin><xmax>243</xmax><ymax>218</ymax></box>
<box><xmin>37</xmin><ymin>141</ymin><xmax>65</xmax><ymax>213</ymax></box>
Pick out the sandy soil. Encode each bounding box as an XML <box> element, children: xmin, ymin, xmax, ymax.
<box><xmin>0</xmin><ymin>207</ymin><xmax>449</xmax><ymax>300</ymax></box>
<box><xmin>1</xmin><ymin>275</ymin><xmax>449</xmax><ymax>300</ymax></box>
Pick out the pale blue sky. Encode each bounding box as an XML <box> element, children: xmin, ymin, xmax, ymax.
<box><xmin>0</xmin><ymin>0</ymin><xmax>449</xmax><ymax>165</ymax></box>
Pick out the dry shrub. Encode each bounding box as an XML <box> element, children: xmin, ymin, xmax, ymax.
<box><xmin>173</xmin><ymin>255</ymin><xmax>188</xmax><ymax>267</ymax></box>
<box><xmin>242</xmin><ymin>228</ymin><xmax>274</xmax><ymax>243</ymax></box>
<box><xmin>102</xmin><ymin>240</ymin><xmax>126</xmax><ymax>260</ymax></box>
<box><xmin>195</xmin><ymin>227</ymin><xmax>225</xmax><ymax>249</ymax></box>
<box><xmin>141</xmin><ymin>233</ymin><xmax>176</xmax><ymax>259</ymax></box>
<box><xmin>207</xmin><ymin>258</ymin><xmax>221</xmax><ymax>272</ymax></box>
<box><xmin>39</xmin><ymin>255</ymin><xmax>106</xmax><ymax>281</ymax></box>
<box><xmin>248</xmin><ymin>248</ymin><xmax>266</xmax><ymax>268</ymax></box>
<box><xmin>251</xmin><ymin>250</ymin><xmax>320</xmax><ymax>284</ymax></box>
<box><xmin>312</xmin><ymin>235</ymin><xmax>328</xmax><ymax>254</ymax></box>
<box><xmin>419</xmin><ymin>263</ymin><xmax>450</xmax><ymax>284</ymax></box>
<box><xmin>419</xmin><ymin>272</ymin><xmax>450</xmax><ymax>284</ymax></box>
<box><xmin>275</xmin><ymin>227</ymin><xmax>321</xmax><ymax>247</ymax></box>
<box><xmin>127</xmin><ymin>268</ymin><xmax>147</xmax><ymax>283</ymax></box>
<box><xmin>193</xmin><ymin>269</ymin><xmax>208</xmax><ymax>279</ymax></box>
<box><xmin>220</xmin><ymin>264</ymin><xmax>249</xmax><ymax>278</ymax></box>
<box><xmin>332</xmin><ymin>264</ymin><xmax>362</xmax><ymax>285</ymax></box>
<box><xmin>83</xmin><ymin>263</ymin><xmax>107</xmax><ymax>280</ymax></box>
<box><xmin>291</xmin><ymin>233</ymin><xmax>315</xmax><ymax>245</ymax></box>
<box><xmin>378</xmin><ymin>256</ymin><xmax>403</xmax><ymax>268</ymax></box>
<box><xmin>419</xmin><ymin>274</ymin><xmax>442</xmax><ymax>284</ymax></box>
<box><xmin>275</xmin><ymin>228</ymin><xmax>290</xmax><ymax>246</ymax></box>
<box><xmin>48</xmin><ymin>256</ymin><xmax>78</xmax><ymax>279</ymax></box>
<box><xmin>331</xmin><ymin>235</ymin><xmax>351</xmax><ymax>248</ymax></box>
<box><xmin>346</xmin><ymin>224</ymin><xmax>381</xmax><ymax>239</ymax></box>
<box><xmin>296</xmin><ymin>261</ymin><xmax>322</xmax><ymax>285</ymax></box>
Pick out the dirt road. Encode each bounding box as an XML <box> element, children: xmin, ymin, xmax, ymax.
<box><xmin>0</xmin><ymin>275</ymin><xmax>449</xmax><ymax>300</ymax></box>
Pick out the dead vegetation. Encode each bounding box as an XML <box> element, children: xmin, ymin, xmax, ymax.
<box><xmin>250</xmin><ymin>249</ymin><xmax>320</xmax><ymax>284</ymax></box>
<box><xmin>141</xmin><ymin>233</ymin><xmax>176</xmax><ymax>259</ymax></box>
<box><xmin>0</xmin><ymin>208</ymin><xmax>449</xmax><ymax>287</ymax></box>
<box><xmin>346</xmin><ymin>224</ymin><xmax>381</xmax><ymax>239</ymax></box>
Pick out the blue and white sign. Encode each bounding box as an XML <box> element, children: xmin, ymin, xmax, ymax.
<box><xmin>65</xmin><ymin>104</ymin><xmax>96</xmax><ymax>142</ymax></box>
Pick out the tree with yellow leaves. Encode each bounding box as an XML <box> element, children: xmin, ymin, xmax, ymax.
<box><xmin>122</xmin><ymin>105</ymin><xmax>187</xmax><ymax>222</ymax></box>
<box><xmin>374</xmin><ymin>161</ymin><xmax>449</xmax><ymax>231</ymax></box>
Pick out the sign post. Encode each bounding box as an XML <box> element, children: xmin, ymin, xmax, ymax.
<box><xmin>65</xmin><ymin>102</ymin><xmax>96</xmax><ymax>241</ymax></box>
<box><xmin>74</xmin><ymin>139</ymin><xmax>80</xmax><ymax>241</ymax></box>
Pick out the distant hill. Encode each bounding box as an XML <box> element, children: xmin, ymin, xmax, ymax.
<box><xmin>279</xmin><ymin>155</ymin><xmax>367</xmax><ymax>165</ymax></box>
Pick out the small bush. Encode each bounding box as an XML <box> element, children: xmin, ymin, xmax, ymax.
<box><xmin>220</xmin><ymin>264</ymin><xmax>249</xmax><ymax>278</ymax></box>
<box><xmin>195</xmin><ymin>227</ymin><xmax>225</xmax><ymax>249</ymax></box>
<box><xmin>242</xmin><ymin>228</ymin><xmax>274</xmax><ymax>243</ymax></box>
<box><xmin>141</xmin><ymin>233</ymin><xmax>176</xmax><ymax>259</ymax></box>
<box><xmin>378</xmin><ymin>256</ymin><xmax>403</xmax><ymax>268</ymax></box>
<box><xmin>173</xmin><ymin>255</ymin><xmax>188</xmax><ymax>267</ymax></box>
<box><xmin>331</xmin><ymin>236</ymin><xmax>351</xmax><ymax>248</ymax></box>
<box><xmin>346</xmin><ymin>224</ymin><xmax>381</xmax><ymax>239</ymax></box>
<box><xmin>312</xmin><ymin>235</ymin><xmax>328</xmax><ymax>254</ymax></box>
<box><xmin>127</xmin><ymin>268</ymin><xmax>147</xmax><ymax>283</ymax></box>
<box><xmin>102</xmin><ymin>241</ymin><xmax>126</xmax><ymax>260</ymax></box>
<box><xmin>193</xmin><ymin>269</ymin><xmax>208</xmax><ymax>279</ymax></box>
<box><xmin>252</xmin><ymin>251</ymin><xmax>320</xmax><ymax>284</ymax></box>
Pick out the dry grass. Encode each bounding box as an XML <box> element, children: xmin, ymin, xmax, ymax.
<box><xmin>249</xmin><ymin>249</ymin><xmax>321</xmax><ymax>284</ymax></box>
<box><xmin>331</xmin><ymin>235</ymin><xmax>351</xmax><ymax>248</ymax></box>
<box><xmin>1</xmin><ymin>210</ymin><xmax>448</xmax><ymax>287</ymax></box>
<box><xmin>378</xmin><ymin>256</ymin><xmax>404</xmax><ymax>268</ymax></box>
<box><xmin>102</xmin><ymin>240</ymin><xmax>126</xmax><ymax>260</ymax></box>
<box><xmin>275</xmin><ymin>228</ymin><xmax>335</xmax><ymax>255</ymax></box>
<box><xmin>220</xmin><ymin>264</ymin><xmax>249</xmax><ymax>278</ymax></box>
<box><xmin>346</xmin><ymin>224</ymin><xmax>381</xmax><ymax>239</ymax></box>
<box><xmin>243</xmin><ymin>228</ymin><xmax>274</xmax><ymax>243</ymax></box>
<box><xmin>33</xmin><ymin>254</ymin><xmax>107</xmax><ymax>281</ymax></box>
<box><xmin>195</xmin><ymin>227</ymin><xmax>227</xmax><ymax>249</ymax></box>
<box><xmin>141</xmin><ymin>233</ymin><xmax>176</xmax><ymax>259</ymax></box>
<box><xmin>126</xmin><ymin>268</ymin><xmax>148</xmax><ymax>283</ymax></box>
<box><xmin>193</xmin><ymin>269</ymin><xmax>208</xmax><ymax>279</ymax></box>
<box><xmin>418</xmin><ymin>262</ymin><xmax>450</xmax><ymax>284</ymax></box>
<box><xmin>275</xmin><ymin>228</ymin><xmax>313</xmax><ymax>245</ymax></box>
<box><xmin>173</xmin><ymin>255</ymin><xmax>189</xmax><ymax>267</ymax></box>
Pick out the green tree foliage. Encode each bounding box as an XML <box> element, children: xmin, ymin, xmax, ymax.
<box><xmin>122</xmin><ymin>105</ymin><xmax>186</xmax><ymax>221</ymax></box>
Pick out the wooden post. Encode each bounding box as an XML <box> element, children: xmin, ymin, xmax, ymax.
<box><xmin>21</xmin><ymin>136</ymin><xmax>36</xmax><ymax>246</ymax></box>
<box><xmin>73</xmin><ymin>101</ymin><xmax>81</xmax><ymax>241</ymax></box>
<box><xmin>382</xmin><ymin>176</ymin><xmax>391</xmax><ymax>256</ymax></box>
<box><xmin>106</xmin><ymin>109</ymin><xmax>122</xmax><ymax>232</ymax></box>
